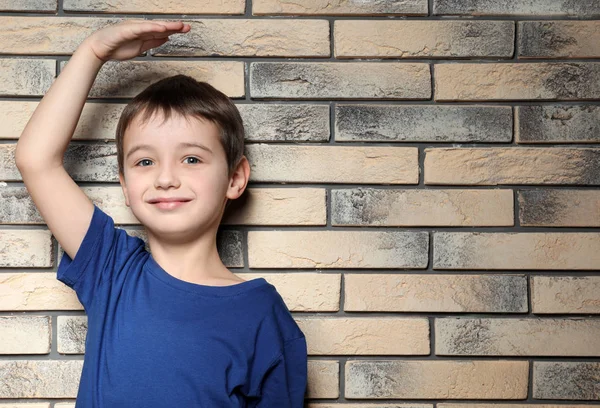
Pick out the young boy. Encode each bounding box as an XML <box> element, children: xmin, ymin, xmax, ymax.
<box><xmin>15</xmin><ymin>20</ymin><xmax>307</xmax><ymax>407</ymax></box>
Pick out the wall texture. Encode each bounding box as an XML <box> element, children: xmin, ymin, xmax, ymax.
<box><xmin>1</xmin><ymin>0</ymin><xmax>600</xmax><ymax>406</ymax></box>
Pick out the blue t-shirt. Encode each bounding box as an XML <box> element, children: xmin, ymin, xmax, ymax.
<box><xmin>57</xmin><ymin>204</ymin><xmax>307</xmax><ymax>407</ymax></box>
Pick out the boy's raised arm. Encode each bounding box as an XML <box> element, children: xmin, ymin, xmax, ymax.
<box><xmin>15</xmin><ymin>20</ymin><xmax>190</xmax><ymax>260</ymax></box>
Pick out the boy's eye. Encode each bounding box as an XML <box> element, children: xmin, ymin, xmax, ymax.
<box><xmin>136</xmin><ymin>159</ymin><xmax>152</xmax><ymax>167</ymax></box>
<box><xmin>185</xmin><ymin>156</ymin><xmax>201</xmax><ymax>164</ymax></box>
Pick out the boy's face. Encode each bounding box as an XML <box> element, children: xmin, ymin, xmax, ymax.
<box><xmin>118</xmin><ymin>110</ymin><xmax>244</xmax><ymax>240</ymax></box>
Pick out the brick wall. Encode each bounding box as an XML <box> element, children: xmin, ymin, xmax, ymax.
<box><xmin>1</xmin><ymin>0</ymin><xmax>599</xmax><ymax>405</ymax></box>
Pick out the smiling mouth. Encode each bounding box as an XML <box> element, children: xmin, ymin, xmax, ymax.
<box><xmin>150</xmin><ymin>200</ymin><xmax>191</xmax><ymax>210</ymax></box>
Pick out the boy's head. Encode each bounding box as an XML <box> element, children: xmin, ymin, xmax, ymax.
<box><xmin>115</xmin><ymin>75</ymin><xmax>249</xmax><ymax>238</ymax></box>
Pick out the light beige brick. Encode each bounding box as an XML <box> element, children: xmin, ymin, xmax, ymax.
<box><xmin>532</xmin><ymin>276</ymin><xmax>600</xmax><ymax>314</ymax></box>
<box><xmin>60</xmin><ymin>60</ymin><xmax>244</xmax><ymax>98</ymax></box>
<box><xmin>424</xmin><ymin>148</ymin><xmax>600</xmax><ymax>185</ymax></box>
<box><xmin>434</xmin><ymin>232</ymin><xmax>600</xmax><ymax>270</ymax></box>
<box><xmin>297</xmin><ymin>317</ymin><xmax>429</xmax><ymax>355</ymax></box>
<box><xmin>0</xmin><ymin>0</ymin><xmax>55</xmax><ymax>11</ymax></box>
<box><xmin>435</xmin><ymin>63</ymin><xmax>600</xmax><ymax>101</ymax></box>
<box><xmin>250</xmin><ymin>62</ymin><xmax>431</xmax><ymax>99</ymax></box>
<box><xmin>248</xmin><ymin>230</ymin><xmax>428</xmax><ymax>268</ymax></box>
<box><xmin>0</xmin><ymin>316</ymin><xmax>51</xmax><ymax>354</ymax></box>
<box><xmin>0</xmin><ymin>101</ymin><xmax>125</xmax><ymax>141</ymax></box>
<box><xmin>63</xmin><ymin>0</ymin><xmax>244</xmax><ymax>13</ymax></box>
<box><xmin>335</xmin><ymin>20</ymin><xmax>513</xmax><ymax>58</ymax></box>
<box><xmin>0</xmin><ymin>17</ymin><xmax>123</xmax><ymax>54</ymax></box>
<box><xmin>307</xmin><ymin>360</ymin><xmax>339</xmax><ymax>399</ymax></box>
<box><xmin>253</xmin><ymin>0</ymin><xmax>427</xmax><ymax>15</ymax></box>
<box><xmin>152</xmin><ymin>19</ymin><xmax>329</xmax><ymax>57</ymax></box>
<box><xmin>0</xmin><ymin>273</ymin><xmax>82</xmax><ymax>311</ymax></box>
<box><xmin>0</xmin><ymin>59</ymin><xmax>54</xmax><ymax>96</ymax></box>
<box><xmin>436</xmin><ymin>318</ymin><xmax>600</xmax><ymax>356</ymax></box>
<box><xmin>533</xmin><ymin>362</ymin><xmax>600</xmax><ymax>400</ymax></box>
<box><xmin>245</xmin><ymin>145</ymin><xmax>418</xmax><ymax>184</ymax></box>
<box><xmin>242</xmin><ymin>272</ymin><xmax>340</xmax><ymax>312</ymax></box>
<box><xmin>345</xmin><ymin>360</ymin><xmax>528</xmax><ymax>399</ymax></box>
<box><xmin>332</xmin><ymin>188</ymin><xmax>513</xmax><ymax>226</ymax></box>
<box><xmin>0</xmin><ymin>229</ymin><xmax>52</xmax><ymax>268</ymax></box>
<box><xmin>519</xmin><ymin>21</ymin><xmax>600</xmax><ymax>58</ymax></box>
<box><xmin>518</xmin><ymin>190</ymin><xmax>600</xmax><ymax>227</ymax></box>
<box><xmin>221</xmin><ymin>188</ymin><xmax>326</xmax><ymax>226</ymax></box>
<box><xmin>344</xmin><ymin>274</ymin><xmax>527</xmax><ymax>313</ymax></box>
<box><xmin>0</xmin><ymin>360</ymin><xmax>81</xmax><ymax>398</ymax></box>
<box><xmin>0</xmin><ymin>403</ymin><xmax>51</xmax><ymax>408</ymax></box>
<box><xmin>57</xmin><ymin>316</ymin><xmax>87</xmax><ymax>354</ymax></box>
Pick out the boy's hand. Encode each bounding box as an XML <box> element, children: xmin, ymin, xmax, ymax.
<box><xmin>84</xmin><ymin>20</ymin><xmax>191</xmax><ymax>63</ymax></box>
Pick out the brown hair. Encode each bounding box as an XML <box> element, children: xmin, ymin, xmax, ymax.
<box><xmin>115</xmin><ymin>74</ymin><xmax>245</xmax><ymax>179</ymax></box>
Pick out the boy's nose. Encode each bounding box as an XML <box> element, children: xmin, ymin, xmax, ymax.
<box><xmin>154</xmin><ymin>165</ymin><xmax>181</xmax><ymax>189</ymax></box>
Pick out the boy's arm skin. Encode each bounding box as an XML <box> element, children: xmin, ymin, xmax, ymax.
<box><xmin>15</xmin><ymin>20</ymin><xmax>191</xmax><ymax>260</ymax></box>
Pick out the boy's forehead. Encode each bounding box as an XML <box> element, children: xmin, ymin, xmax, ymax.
<box><xmin>124</xmin><ymin>111</ymin><xmax>220</xmax><ymax>147</ymax></box>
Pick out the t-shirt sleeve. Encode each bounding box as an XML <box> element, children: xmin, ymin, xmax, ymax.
<box><xmin>56</xmin><ymin>203</ymin><xmax>144</xmax><ymax>313</ymax></box>
<box><xmin>250</xmin><ymin>335</ymin><xmax>308</xmax><ymax>408</ymax></box>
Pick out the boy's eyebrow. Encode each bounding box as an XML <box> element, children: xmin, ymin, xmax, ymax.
<box><xmin>126</xmin><ymin>142</ymin><xmax>213</xmax><ymax>160</ymax></box>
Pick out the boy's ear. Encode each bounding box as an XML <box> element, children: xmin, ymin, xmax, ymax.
<box><xmin>118</xmin><ymin>172</ymin><xmax>130</xmax><ymax>207</ymax></box>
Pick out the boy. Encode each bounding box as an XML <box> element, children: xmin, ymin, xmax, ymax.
<box><xmin>15</xmin><ymin>20</ymin><xmax>307</xmax><ymax>407</ymax></box>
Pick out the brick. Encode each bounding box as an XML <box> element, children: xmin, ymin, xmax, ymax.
<box><xmin>532</xmin><ymin>276</ymin><xmax>600</xmax><ymax>314</ymax></box>
<box><xmin>435</xmin><ymin>63</ymin><xmax>600</xmax><ymax>101</ymax></box>
<box><xmin>0</xmin><ymin>360</ymin><xmax>81</xmax><ymax>398</ymax></box>
<box><xmin>245</xmin><ymin>145</ymin><xmax>418</xmax><ymax>184</ymax></box>
<box><xmin>331</xmin><ymin>188</ymin><xmax>513</xmax><ymax>226</ymax></box>
<box><xmin>250</xmin><ymin>62</ymin><xmax>431</xmax><ymax>99</ymax></box>
<box><xmin>345</xmin><ymin>360</ymin><xmax>528</xmax><ymax>399</ymax></box>
<box><xmin>0</xmin><ymin>229</ymin><xmax>52</xmax><ymax>268</ymax></box>
<box><xmin>440</xmin><ymin>404</ymin><xmax>593</xmax><ymax>408</ymax></box>
<box><xmin>57</xmin><ymin>316</ymin><xmax>87</xmax><ymax>354</ymax></box>
<box><xmin>436</xmin><ymin>318</ymin><xmax>600</xmax><ymax>356</ymax></box>
<box><xmin>3</xmin><ymin>101</ymin><xmax>330</xmax><ymax>142</ymax></box>
<box><xmin>63</xmin><ymin>0</ymin><xmax>245</xmax><ymax>13</ymax></box>
<box><xmin>0</xmin><ymin>59</ymin><xmax>54</xmax><ymax>96</ymax></box>
<box><xmin>519</xmin><ymin>21</ymin><xmax>600</xmax><ymax>58</ymax></box>
<box><xmin>309</xmin><ymin>405</ymin><xmax>432</xmax><ymax>408</ymax></box>
<box><xmin>0</xmin><ymin>17</ymin><xmax>123</xmax><ymax>54</ymax></box>
<box><xmin>0</xmin><ymin>273</ymin><xmax>82</xmax><ymax>311</ymax></box>
<box><xmin>296</xmin><ymin>317</ymin><xmax>429</xmax><ymax>355</ymax></box>
<box><xmin>533</xmin><ymin>362</ymin><xmax>600</xmax><ymax>400</ymax></box>
<box><xmin>152</xmin><ymin>19</ymin><xmax>328</xmax><ymax>57</ymax></box>
<box><xmin>335</xmin><ymin>104</ymin><xmax>512</xmax><ymax>143</ymax></box>
<box><xmin>253</xmin><ymin>0</ymin><xmax>427</xmax><ymax>15</ymax></box>
<box><xmin>433</xmin><ymin>0</ymin><xmax>600</xmax><ymax>16</ymax></box>
<box><xmin>433</xmin><ymin>232</ymin><xmax>600</xmax><ymax>270</ymax></box>
<box><xmin>3</xmin><ymin>143</ymin><xmax>119</xmax><ymax>182</ymax></box>
<box><xmin>244</xmin><ymin>272</ymin><xmax>340</xmax><ymax>312</ymax></box>
<box><xmin>248</xmin><ymin>230</ymin><xmax>428</xmax><ymax>268</ymax></box>
<box><xmin>221</xmin><ymin>188</ymin><xmax>326</xmax><ymax>226</ymax></box>
<box><xmin>516</xmin><ymin>105</ymin><xmax>600</xmax><ymax>144</ymax></box>
<box><xmin>238</xmin><ymin>104</ymin><xmax>329</xmax><ymax>142</ymax></box>
<box><xmin>344</xmin><ymin>274</ymin><xmax>527</xmax><ymax>313</ymax></box>
<box><xmin>307</xmin><ymin>360</ymin><xmax>339</xmax><ymax>399</ymax></box>
<box><xmin>335</xmin><ymin>20</ymin><xmax>513</xmax><ymax>58</ymax></box>
<box><xmin>518</xmin><ymin>189</ymin><xmax>600</xmax><ymax>227</ymax></box>
<box><xmin>0</xmin><ymin>404</ymin><xmax>50</xmax><ymax>408</ymax></box>
<box><xmin>0</xmin><ymin>0</ymin><xmax>56</xmax><ymax>11</ymax></box>
<box><xmin>0</xmin><ymin>101</ymin><xmax>125</xmax><ymax>141</ymax></box>
<box><xmin>60</xmin><ymin>60</ymin><xmax>244</xmax><ymax>98</ymax></box>
<box><xmin>0</xmin><ymin>316</ymin><xmax>51</xmax><ymax>354</ymax></box>
<box><xmin>424</xmin><ymin>148</ymin><xmax>600</xmax><ymax>185</ymax></box>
